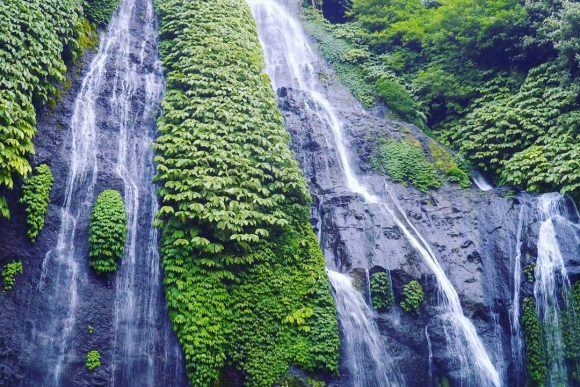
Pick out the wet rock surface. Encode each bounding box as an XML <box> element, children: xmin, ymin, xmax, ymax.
<box><xmin>277</xmin><ymin>63</ymin><xmax>580</xmax><ymax>385</ymax></box>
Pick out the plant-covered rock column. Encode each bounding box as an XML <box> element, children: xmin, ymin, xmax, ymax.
<box><xmin>88</xmin><ymin>190</ymin><xmax>127</xmax><ymax>274</ymax></box>
<box><xmin>154</xmin><ymin>0</ymin><xmax>340</xmax><ymax>385</ymax></box>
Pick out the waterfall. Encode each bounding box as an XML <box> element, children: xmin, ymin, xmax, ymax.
<box><xmin>472</xmin><ymin>171</ymin><xmax>493</xmax><ymax>191</ymax></box>
<box><xmin>533</xmin><ymin>193</ymin><xmax>578</xmax><ymax>386</ymax></box>
<box><xmin>28</xmin><ymin>0</ymin><xmax>185</xmax><ymax>385</ymax></box>
<box><xmin>509</xmin><ymin>205</ymin><xmax>526</xmax><ymax>384</ymax></box>
<box><xmin>248</xmin><ymin>1</ymin><xmax>499</xmax><ymax>385</ymax></box>
<box><xmin>327</xmin><ymin>271</ymin><xmax>402</xmax><ymax>386</ymax></box>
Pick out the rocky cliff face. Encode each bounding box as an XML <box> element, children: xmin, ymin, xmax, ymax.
<box><xmin>277</xmin><ymin>60</ymin><xmax>579</xmax><ymax>385</ymax></box>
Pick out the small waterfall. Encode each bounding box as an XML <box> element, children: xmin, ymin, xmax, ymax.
<box><xmin>509</xmin><ymin>205</ymin><xmax>526</xmax><ymax>384</ymax></box>
<box><xmin>327</xmin><ymin>270</ymin><xmax>402</xmax><ymax>386</ymax></box>
<box><xmin>248</xmin><ymin>1</ymin><xmax>499</xmax><ymax>385</ymax></box>
<box><xmin>29</xmin><ymin>0</ymin><xmax>185</xmax><ymax>385</ymax></box>
<box><xmin>533</xmin><ymin>193</ymin><xmax>577</xmax><ymax>386</ymax></box>
<box><xmin>472</xmin><ymin>171</ymin><xmax>493</xmax><ymax>191</ymax></box>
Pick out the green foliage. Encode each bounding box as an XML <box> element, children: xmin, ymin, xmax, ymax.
<box><xmin>400</xmin><ymin>279</ymin><xmax>424</xmax><ymax>314</ymax></box>
<box><xmin>375</xmin><ymin>77</ymin><xmax>425</xmax><ymax>126</ymax></box>
<box><xmin>154</xmin><ymin>0</ymin><xmax>339</xmax><ymax>385</ymax></box>
<box><xmin>1</xmin><ymin>260</ymin><xmax>23</xmax><ymax>291</ymax></box>
<box><xmin>302</xmin><ymin>9</ymin><xmax>376</xmax><ymax>107</ymax></box>
<box><xmin>84</xmin><ymin>0</ymin><xmax>120</xmax><ymax>26</ymax></box>
<box><xmin>0</xmin><ymin>0</ymin><xmax>99</xmax><ymax>219</ymax></box>
<box><xmin>524</xmin><ymin>262</ymin><xmax>536</xmax><ymax>283</ymax></box>
<box><xmin>372</xmin><ymin>138</ymin><xmax>442</xmax><ymax>192</ymax></box>
<box><xmin>307</xmin><ymin>0</ymin><xmax>580</xmax><ymax>200</ymax></box>
<box><xmin>88</xmin><ymin>190</ymin><xmax>127</xmax><ymax>275</ymax></box>
<box><xmin>561</xmin><ymin>281</ymin><xmax>580</xmax><ymax>376</ymax></box>
<box><xmin>85</xmin><ymin>350</ymin><xmax>101</xmax><ymax>371</ymax></box>
<box><xmin>370</xmin><ymin>271</ymin><xmax>394</xmax><ymax>311</ymax></box>
<box><xmin>20</xmin><ymin>164</ymin><xmax>53</xmax><ymax>242</ymax></box>
<box><xmin>429</xmin><ymin>140</ymin><xmax>471</xmax><ymax>188</ymax></box>
<box><xmin>522</xmin><ymin>297</ymin><xmax>547</xmax><ymax>386</ymax></box>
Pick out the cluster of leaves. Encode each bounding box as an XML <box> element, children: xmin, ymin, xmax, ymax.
<box><xmin>1</xmin><ymin>260</ymin><xmax>23</xmax><ymax>291</ymax></box>
<box><xmin>561</xmin><ymin>281</ymin><xmax>580</xmax><ymax>379</ymax></box>
<box><xmin>524</xmin><ymin>262</ymin><xmax>536</xmax><ymax>283</ymax></box>
<box><xmin>306</xmin><ymin>0</ymin><xmax>580</xmax><ymax>200</ymax></box>
<box><xmin>0</xmin><ymin>0</ymin><xmax>103</xmax><ymax>219</ymax></box>
<box><xmin>85</xmin><ymin>350</ymin><xmax>101</xmax><ymax>371</ymax></box>
<box><xmin>20</xmin><ymin>164</ymin><xmax>53</xmax><ymax>242</ymax></box>
<box><xmin>154</xmin><ymin>0</ymin><xmax>339</xmax><ymax>385</ymax></box>
<box><xmin>522</xmin><ymin>297</ymin><xmax>547</xmax><ymax>386</ymax></box>
<box><xmin>447</xmin><ymin>63</ymin><xmax>579</xmax><ymax>199</ymax></box>
<box><xmin>83</xmin><ymin>0</ymin><xmax>120</xmax><ymax>26</ymax></box>
<box><xmin>370</xmin><ymin>271</ymin><xmax>394</xmax><ymax>311</ymax></box>
<box><xmin>88</xmin><ymin>190</ymin><xmax>127</xmax><ymax>275</ymax></box>
<box><xmin>400</xmin><ymin>279</ymin><xmax>424</xmax><ymax>314</ymax></box>
<box><xmin>372</xmin><ymin>138</ymin><xmax>442</xmax><ymax>192</ymax></box>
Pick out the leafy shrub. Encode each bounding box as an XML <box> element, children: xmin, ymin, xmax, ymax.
<box><xmin>154</xmin><ymin>0</ymin><xmax>339</xmax><ymax>385</ymax></box>
<box><xmin>1</xmin><ymin>260</ymin><xmax>23</xmax><ymax>291</ymax></box>
<box><xmin>370</xmin><ymin>271</ymin><xmax>394</xmax><ymax>311</ymax></box>
<box><xmin>372</xmin><ymin>138</ymin><xmax>442</xmax><ymax>192</ymax></box>
<box><xmin>0</xmin><ymin>0</ymin><xmax>103</xmax><ymax>219</ymax></box>
<box><xmin>88</xmin><ymin>190</ymin><xmax>127</xmax><ymax>274</ymax></box>
<box><xmin>561</xmin><ymin>282</ymin><xmax>580</xmax><ymax>364</ymax></box>
<box><xmin>20</xmin><ymin>164</ymin><xmax>53</xmax><ymax>242</ymax></box>
<box><xmin>400</xmin><ymin>280</ymin><xmax>424</xmax><ymax>314</ymax></box>
<box><xmin>86</xmin><ymin>350</ymin><xmax>101</xmax><ymax>371</ymax></box>
<box><xmin>84</xmin><ymin>0</ymin><xmax>120</xmax><ymax>26</ymax></box>
<box><xmin>376</xmin><ymin>77</ymin><xmax>424</xmax><ymax>126</ymax></box>
<box><xmin>429</xmin><ymin>141</ymin><xmax>471</xmax><ymax>188</ymax></box>
<box><xmin>522</xmin><ymin>297</ymin><xmax>547</xmax><ymax>385</ymax></box>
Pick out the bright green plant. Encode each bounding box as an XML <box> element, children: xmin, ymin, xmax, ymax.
<box><xmin>522</xmin><ymin>297</ymin><xmax>547</xmax><ymax>386</ymax></box>
<box><xmin>372</xmin><ymin>138</ymin><xmax>442</xmax><ymax>192</ymax></box>
<box><xmin>370</xmin><ymin>271</ymin><xmax>394</xmax><ymax>311</ymax></box>
<box><xmin>561</xmin><ymin>281</ymin><xmax>580</xmax><ymax>373</ymax></box>
<box><xmin>20</xmin><ymin>164</ymin><xmax>54</xmax><ymax>242</ymax></box>
<box><xmin>376</xmin><ymin>77</ymin><xmax>425</xmax><ymax>126</ymax></box>
<box><xmin>154</xmin><ymin>0</ymin><xmax>339</xmax><ymax>385</ymax></box>
<box><xmin>0</xmin><ymin>0</ymin><xmax>109</xmax><ymax>219</ymax></box>
<box><xmin>86</xmin><ymin>350</ymin><xmax>101</xmax><ymax>371</ymax></box>
<box><xmin>1</xmin><ymin>260</ymin><xmax>23</xmax><ymax>291</ymax></box>
<box><xmin>400</xmin><ymin>280</ymin><xmax>424</xmax><ymax>314</ymax></box>
<box><xmin>84</xmin><ymin>0</ymin><xmax>120</xmax><ymax>26</ymax></box>
<box><xmin>88</xmin><ymin>190</ymin><xmax>127</xmax><ymax>274</ymax></box>
<box><xmin>524</xmin><ymin>262</ymin><xmax>536</xmax><ymax>283</ymax></box>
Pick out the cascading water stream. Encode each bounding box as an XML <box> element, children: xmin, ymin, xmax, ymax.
<box><xmin>533</xmin><ymin>193</ymin><xmax>579</xmax><ymax>386</ymax></box>
<box><xmin>509</xmin><ymin>205</ymin><xmax>526</xmax><ymax>385</ymax></box>
<box><xmin>327</xmin><ymin>270</ymin><xmax>402</xmax><ymax>387</ymax></box>
<box><xmin>248</xmin><ymin>1</ymin><xmax>499</xmax><ymax>385</ymax></box>
<box><xmin>28</xmin><ymin>0</ymin><xmax>185</xmax><ymax>385</ymax></box>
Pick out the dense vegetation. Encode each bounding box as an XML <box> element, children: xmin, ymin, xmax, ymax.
<box><xmin>370</xmin><ymin>271</ymin><xmax>394</xmax><ymax>311</ymax></box>
<box><xmin>85</xmin><ymin>350</ymin><xmax>101</xmax><ymax>371</ymax></box>
<box><xmin>522</xmin><ymin>297</ymin><xmax>547</xmax><ymax>385</ymax></box>
<box><xmin>305</xmin><ymin>0</ymin><xmax>580</xmax><ymax>200</ymax></box>
<box><xmin>400</xmin><ymin>279</ymin><xmax>424</xmax><ymax>314</ymax></box>
<box><xmin>88</xmin><ymin>190</ymin><xmax>127</xmax><ymax>275</ymax></box>
<box><xmin>1</xmin><ymin>260</ymin><xmax>23</xmax><ymax>291</ymax></box>
<box><xmin>371</xmin><ymin>137</ymin><xmax>470</xmax><ymax>192</ymax></box>
<box><xmin>154</xmin><ymin>0</ymin><xmax>339</xmax><ymax>385</ymax></box>
<box><xmin>20</xmin><ymin>164</ymin><xmax>53</xmax><ymax>242</ymax></box>
<box><xmin>0</xmin><ymin>0</ymin><xmax>104</xmax><ymax>219</ymax></box>
<box><xmin>83</xmin><ymin>0</ymin><xmax>120</xmax><ymax>25</ymax></box>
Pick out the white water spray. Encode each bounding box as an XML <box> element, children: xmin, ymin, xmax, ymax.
<box><xmin>328</xmin><ymin>271</ymin><xmax>402</xmax><ymax>386</ymax></box>
<box><xmin>533</xmin><ymin>193</ymin><xmax>578</xmax><ymax>386</ymax></box>
<box><xmin>248</xmin><ymin>1</ymin><xmax>499</xmax><ymax>385</ymax></box>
